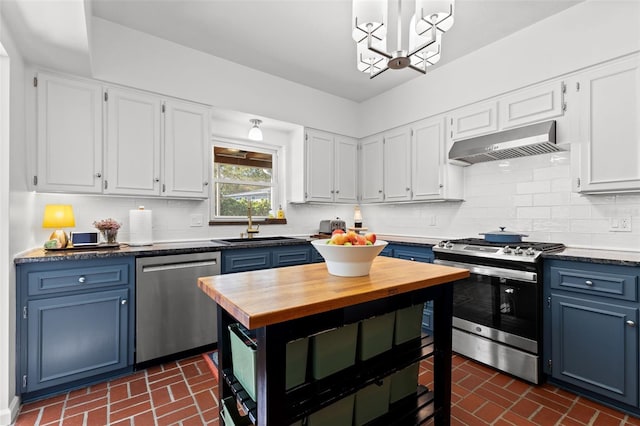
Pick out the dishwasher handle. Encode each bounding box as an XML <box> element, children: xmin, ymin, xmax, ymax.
<box><xmin>141</xmin><ymin>259</ymin><xmax>218</xmax><ymax>273</ymax></box>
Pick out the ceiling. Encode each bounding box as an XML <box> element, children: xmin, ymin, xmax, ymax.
<box><xmin>91</xmin><ymin>0</ymin><xmax>584</xmax><ymax>103</ymax></box>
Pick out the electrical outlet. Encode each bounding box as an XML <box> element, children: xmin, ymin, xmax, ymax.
<box><xmin>190</xmin><ymin>214</ymin><xmax>204</xmax><ymax>227</ymax></box>
<box><xmin>609</xmin><ymin>216</ymin><xmax>632</xmax><ymax>232</ymax></box>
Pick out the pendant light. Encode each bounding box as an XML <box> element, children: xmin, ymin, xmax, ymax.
<box><xmin>352</xmin><ymin>0</ymin><xmax>454</xmax><ymax>79</ymax></box>
<box><xmin>248</xmin><ymin>119</ymin><xmax>263</xmax><ymax>141</ymax></box>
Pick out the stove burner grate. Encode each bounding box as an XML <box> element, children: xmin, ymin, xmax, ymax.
<box><xmin>446</xmin><ymin>238</ymin><xmax>564</xmax><ymax>253</ymax></box>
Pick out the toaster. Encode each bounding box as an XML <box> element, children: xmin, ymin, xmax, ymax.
<box><xmin>319</xmin><ymin>219</ymin><xmax>346</xmax><ymax>234</ymax></box>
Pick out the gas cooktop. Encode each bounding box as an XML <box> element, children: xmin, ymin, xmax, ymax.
<box><xmin>433</xmin><ymin>238</ymin><xmax>565</xmax><ymax>262</ymax></box>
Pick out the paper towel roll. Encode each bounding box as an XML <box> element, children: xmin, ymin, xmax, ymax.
<box><xmin>129</xmin><ymin>207</ymin><xmax>153</xmax><ymax>246</ymax></box>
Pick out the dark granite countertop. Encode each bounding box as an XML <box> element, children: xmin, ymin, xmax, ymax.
<box><xmin>14</xmin><ymin>237</ymin><xmax>311</xmax><ymax>264</ymax></box>
<box><xmin>543</xmin><ymin>248</ymin><xmax>640</xmax><ymax>267</ymax></box>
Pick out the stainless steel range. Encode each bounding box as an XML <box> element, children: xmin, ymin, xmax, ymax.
<box><xmin>433</xmin><ymin>238</ymin><xmax>564</xmax><ymax>383</ymax></box>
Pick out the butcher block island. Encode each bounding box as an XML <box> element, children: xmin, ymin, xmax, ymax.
<box><xmin>198</xmin><ymin>256</ymin><xmax>469</xmax><ymax>426</ymax></box>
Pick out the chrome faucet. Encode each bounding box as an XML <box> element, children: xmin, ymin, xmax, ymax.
<box><xmin>246</xmin><ymin>200</ymin><xmax>260</xmax><ymax>238</ymax></box>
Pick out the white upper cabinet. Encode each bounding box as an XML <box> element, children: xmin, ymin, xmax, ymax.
<box><xmin>449</xmin><ymin>101</ymin><xmax>498</xmax><ymax>140</ymax></box>
<box><xmin>411</xmin><ymin>117</ymin><xmax>465</xmax><ymax>201</ymax></box>
<box><xmin>499</xmin><ymin>81</ymin><xmax>565</xmax><ymax>129</ymax></box>
<box><xmin>334</xmin><ymin>135</ymin><xmax>358</xmax><ymax>203</ymax></box>
<box><xmin>35</xmin><ymin>72</ymin><xmax>103</xmax><ymax>193</ymax></box>
<box><xmin>575</xmin><ymin>55</ymin><xmax>640</xmax><ymax>193</ymax></box>
<box><xmin>34</xmin><ymin>71</ymin><xmax>211</xmax><ymax>199</ymax></box>
<box><xmin>383</xmin><ymin>126</ymin><xmax>412</xmax><ymax>202</ymax></box>
<box><xmin>105</xmin><ymin>88</ymin><xmax>162</xmax><ymax>196</ymax></box>
<box><xmin>163</xmin><ymin>100</ymin><xmax>210</xmax><ymax>198</ymax></box>
<box><xmin>305</xmin><ymin>129</ymin><xmax>357</xmax><ymax>203</ymax></box>
<box><xmin>359</xmin><ymin>135</ymin><xmax>384</xmax><ymax>203</ymax></box>
<box><xmin>305</xmin><ymin>129</ymin><xmax>335</xmax><ymax>202</ymax></box>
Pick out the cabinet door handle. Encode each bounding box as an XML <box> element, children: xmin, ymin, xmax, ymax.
<box><xmin>154</xmin><ymin>177</ymin><xmax>160</xmax><ymax>182</ymax></box>
<box><xmin>78</xmin><ymin>276</ymin><xmax>86</xmax><ymax>283</ymax></box>
<box><xmin>203</xmin><ymin>181</ymin><xmax>209</xmax><ymax>186</ymax></box>
<box><xmin>410</xmin><ymin>257</ymin><xmax>415</xmax><ymax>261</ymax></box>
<box><xmin>626</xmin><ymin>320</ymin><xmax>635</xmax><ymax>327</ymax></box>
<box><xmin>95</xmin><ymin>173</ymin><xmax>102</xmax><ymax>178</ymax></box>
<box><xmin>585</xmin><ymin>280</ymin><xmax>593</xmax><ymax>286</ymax></box>
<box><xmin>378</xmin><ymin>189</ymin><xmax>383</xmax><ymax>193</ymax></box>
<box><xmin>121</xmin><ymin>299</ymin><xmax>128</xmax><ymax>305</ymax></box>
<box><xmin>335</xmin><ymin>190</ymin><xmax>340</xmax><ymax>194</ymax></box>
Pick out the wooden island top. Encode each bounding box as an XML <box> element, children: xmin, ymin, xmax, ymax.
<box><xmin>198</xmin><ymin>256</ymin><xmax>469</xmax><ymax>330</ymax></box>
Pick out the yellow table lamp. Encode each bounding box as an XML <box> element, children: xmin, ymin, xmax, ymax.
<box><xmin>42</xmin><ymin>204</ymin><xmax>75</xmax><ymax>248</ymax></box>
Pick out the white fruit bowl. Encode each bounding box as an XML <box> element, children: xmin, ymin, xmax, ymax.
<box><xmin>311</xmin><ymin>239</ymin><xmax>388</xmax><ymax>277</ymax></box>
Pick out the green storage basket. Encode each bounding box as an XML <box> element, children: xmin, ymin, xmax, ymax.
<box><xmin>307</xmin><ymin>393</ymin><xmax>354</xmax><ymax>426</ymax></box>
<box><xmin>229</xmin><ymin>324</ymin><xmax>257</xmax><ymax>401</ymax></box>
<box><xmin>221</xmin><ymin>397</ymin><xmax>252</xmax><ymax>426</ymax></box>
<box><xmin>358</xmin><ymin>311</ymin><xmax>395</xmax><ymax>360</ymax></box>
<box><xmin>286</xmin><ymin>337</ymin><xmax>308</xmax><ymax>390</ymax></box>
<box><xmin>354</xmin><ymin>377</ymin><xmax>390</xmax><ymax>425</ymax></box>
<box><xmin>389</xmin><ymin>362</ymin><xmax>419</xmax><ymax>403</ymax></box>
<box><xmin>394</xmin><ymin>304</ymin><xmax>423</xmax><ymax>345</ymax></box>
<box><xmin>311</xmin><ymin>323</ymin><xmax>358</xmax><ymax>380</ymax></box>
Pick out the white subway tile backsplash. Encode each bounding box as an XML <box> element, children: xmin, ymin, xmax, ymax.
<box><xmin>516</xmin><ymin>181</ymin><xmax>551</xmax><ymax>194</ymax></box>
<box><xmin>533</xmin><ymin>192</ymin><xmax>570</xmax><ymax>206</ymax></box>
<box><xmin>512</xmin><ymin>194</ymin><xmax>533</xmax><ymax>207</ymax></box>
<box><xmin>532</xmin><ymin>219</ymin><xmax>570</xmax><ymax>233</ymax></box>
<box><xmin>517</xmin><ymin>206</ymin><xmax>551</xmax><ymax>219</ymax></box>
<box><xmin>550</xmin><ymin>178</ymin><xmax>572</xmax><ymax>192</ymax></box>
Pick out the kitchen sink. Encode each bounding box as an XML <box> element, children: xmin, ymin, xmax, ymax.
<box><xmin>212</xmin><ymin>236</ymin><xmax>306</xmax><ymax>246</ymax></box>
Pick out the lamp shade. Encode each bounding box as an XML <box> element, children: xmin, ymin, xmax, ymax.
<box><xmin>416</xmin><ymin>0</ymin><xmax>455</xmax><ymax>34</ymax></box>
<box><xmin>357</xmin><ymin>38</ymin><xmax>387</xmax><ymax>73</ymax></box>
<box><xmin>352</xmin><ymin>0</ymin><xmax>387</xmax><ymax>42</ymax></box>
<box><xmin>42</xmin><ymin>204</ymin><xmax>75</xmax><ymax>228</ymax></box>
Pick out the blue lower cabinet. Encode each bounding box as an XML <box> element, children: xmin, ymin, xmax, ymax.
<box><xmin>422</xmin><ymin>301</ymin><xmax>434</xmax><ymax>334</ymax></box>
<box><xmin>383</xmin><ymin>244</ymin><xmax>435</xmax><ymax>334</ymax></box>
<box><xmin>272</xmin><ymin>246</ymin><xmax>311</xmax><ymax>267</ymax></box>
<box><xmin>17</xmin><ymin>257</ymin><xmax>135</xmax><ymax>399</ymax></box>
<box><xmin>26</xmin><ymin>289</ymin><xmax>130</xmax><ymax>392</ymax></box>
<box><xmin>223</xmin><ymin>249</ymin><xmax>271</xmax><ymax>273</ymax></box>
<box><xmin>550</xmin><ymin>294</ymin><xmax>638</xmax><ymax>406</ymax></box>
<box><xmin>393</xmin><ymin>246</ymin><xmax>434</xmax><ymax>263</ymax></box>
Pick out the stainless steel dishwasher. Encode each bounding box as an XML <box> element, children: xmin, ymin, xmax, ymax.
<box><xmin>136</xmin><ymin>251</ymin><xmax>220</xmax><ymax>364</ymax></box>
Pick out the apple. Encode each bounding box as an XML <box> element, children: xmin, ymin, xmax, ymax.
<box><xmin>331</xmin><ymin>233</ymin><xmax>347</xmax><ymax>245</ymax></box>
<box><xmin>355</xmin><ymin>235</ymin><xmax>367</xmax><ymax>245</ymax></box>
<box><xmin>364</xmin><ymin>233</ymin><xmax>377</xmax><ymax>244</ymax></box>
<box><xmin>332</xmin><ymin>229</ymin><xmax>345</xmax><ymax>235</ymax></box>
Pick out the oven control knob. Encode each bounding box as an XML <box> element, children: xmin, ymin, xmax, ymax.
<box><xmin>503</xmin><ymin>246</ymin><xmax>511</xmax><ymax>254</ymax></box>
<box><xmin>513</xmin><ymin>246</ymin><xmax>523</xmax><ymax>255</ymax></box>
<box><xmin>438</xmin><ymin>241</ymin><xmax>446</xmax><ymax>248</ymax></box>
<box><xmin>525</xmin><ymin>247</ymin><xmax>536</xmax><ymax>256</ymax></box>
<box><xmin>445</xmin><ymin>241</ymin><xmax>454</xmax><ymax>249</ymax></box>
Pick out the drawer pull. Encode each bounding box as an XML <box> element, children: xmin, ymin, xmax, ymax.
<box><xmin>626</xmin><ymin>320</ymin><xmax>636</xmax><ymax>327</ymax></box>
<box><xmin>585</xmin><ymin>280</ymin><xmax>593</xmax><ymax>286</ymax></box>
<box><xmin>78</xmin><ymin>276</ymin><xmax>86</xmax><ymax>283</ymax></box>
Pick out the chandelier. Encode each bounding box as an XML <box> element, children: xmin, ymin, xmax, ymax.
<box><xmin>352</xmin><ymin>0</ymin><xmax>454</xmax><ymax>78</ymax></box>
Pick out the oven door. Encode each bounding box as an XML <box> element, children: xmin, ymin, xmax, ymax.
<box><xmin>434</xmin><ymin>259</ymin><xmax>539</xmax><ymax>354</ymax></box>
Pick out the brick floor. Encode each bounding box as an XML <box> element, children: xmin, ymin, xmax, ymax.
<box><xmin>14</xmin><ymin>354</ymin><xmax>640</xmax><ymax>425</ymax></box>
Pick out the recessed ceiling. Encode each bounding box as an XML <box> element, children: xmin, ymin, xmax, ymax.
<box><xmin>91</xmin><ymin>0</ymin><xmax>584</xmax><ymax>102</ymax></box>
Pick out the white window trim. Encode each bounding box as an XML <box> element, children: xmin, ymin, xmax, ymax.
<box><xmin>210</xmin><ymin>137</ymin><xmax>281</xmax><ymax>222</ymax></box>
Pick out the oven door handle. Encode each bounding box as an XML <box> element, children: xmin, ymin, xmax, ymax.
<box><xmin>434</xmin><ymin>259</ymin><xmax>538</xmax><ymax>283</ymax></box>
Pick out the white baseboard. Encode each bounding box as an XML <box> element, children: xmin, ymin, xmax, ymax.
<box><xmin>0</xmin><ymin>396</ymin><xmax>20</xmax><ymax>426</ymax></box>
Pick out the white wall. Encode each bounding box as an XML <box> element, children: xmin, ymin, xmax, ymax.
<box><xmin>1</xmin><ymin>7</ymin><xmax>29</xmax><ymax>425</ymax></box>
<box><xmin>90</xmin><ymin>17</ymin><xmax>360</xmax><ymax>138</ymax></box>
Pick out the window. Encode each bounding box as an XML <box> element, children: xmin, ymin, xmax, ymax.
<box><xmin>211</xmin><ymin>142</ymin><xmax>278</xmax><ymax>220</ymax></box>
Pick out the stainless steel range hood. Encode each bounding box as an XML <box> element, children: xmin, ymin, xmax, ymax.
<box><xmin>449</xmin><ymin>120</ymin><xmax>559</xmax><ymax>165</ymax></box>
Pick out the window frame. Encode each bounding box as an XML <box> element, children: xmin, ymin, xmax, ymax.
<box><xmin>209</xmin><ymin>137</ymin><xmax>281</xmax><ymax>222</ymax></box>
